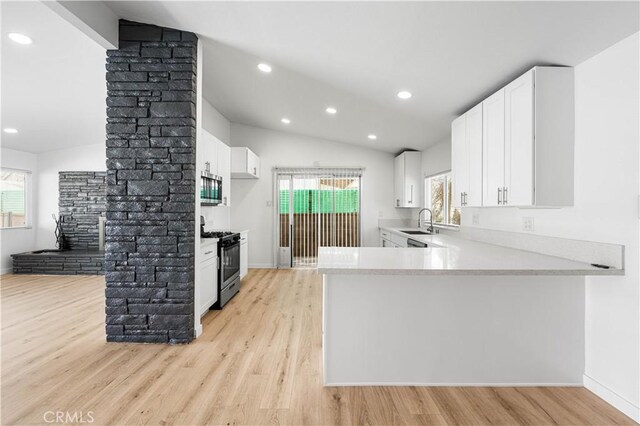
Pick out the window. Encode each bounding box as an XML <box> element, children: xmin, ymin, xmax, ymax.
<box><xmin>1</xmin><ymin>169</ymin><xmax>31</xmax><ymax>229</ymax></box>
<box><xmin>424</xmin><ymin>172</ymin><xmax>460</xmax><ymax>226</ymax></box>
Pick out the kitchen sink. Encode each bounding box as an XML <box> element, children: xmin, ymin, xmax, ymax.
<box><xmin>400</xmin><ymin>230</ymin><xmax>431</xmax><ymax>235</ymax></box>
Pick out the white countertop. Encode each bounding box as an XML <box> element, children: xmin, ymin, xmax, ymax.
<box><xmin>317</xmin><ymin>227</ymin><xmax>621</xmax><ymax>276</ymax></box>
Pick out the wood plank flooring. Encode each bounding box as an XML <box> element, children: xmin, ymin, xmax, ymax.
<box><xmin>1</xmin><ymin>270</ymin><xmax>635</xmax><ymax>425</ymax></box>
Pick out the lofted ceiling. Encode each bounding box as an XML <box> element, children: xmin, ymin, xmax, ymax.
<box><xmin>1</xmin><ymin>1</ymin><xmax>107</xmax><ymax>154</ymax></box>
<box><xmin>1</xmin><ymin>2</ymin><xmax>638</xmax><ymax>154</ymax></box>
<box><xmin>105</xmin><ymin>1</ymin><xmax>639</xmax><ymax>153</ymax></box>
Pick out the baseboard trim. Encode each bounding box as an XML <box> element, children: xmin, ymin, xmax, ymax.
<box><xmin>324</xmin><ymin>382</ymin><xmax>583</xmax><ymax>387</ymax></box>
<box><xmin>584</xmin><ymin>374</ymin><xmax>639</xmax><ymax>422</ymax></box>
<box><xmin>248</xmin><ymin>264</ymin><xmax>275</xmax><ymax>269</ymax></box>
<box><xmin>1</xmin><ymin>267</ymin><xmax>13</xmax><ymax>276</ymax></box>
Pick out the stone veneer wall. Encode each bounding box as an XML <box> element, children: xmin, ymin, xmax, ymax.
<box><xmin>104</xmin><ymin>20</ymin><xmax>197</xmax><ymax>344</ymax></box>
<box><xmin>59</xmin><ymin>171</ymin><xmax>107</xmax><ymax>249</ymax></box>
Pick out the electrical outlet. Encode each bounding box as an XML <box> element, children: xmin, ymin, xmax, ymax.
<box><xmin>523</xmin><ymin>217</ymin><xmax>535</xmax><ymax>232</ymax></box>
<box><xmin>472</xmin><ymin>213</ymin><xmax>480</xmax><ymax>225</ymax></box>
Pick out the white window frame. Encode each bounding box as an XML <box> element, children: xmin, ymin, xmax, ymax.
<box><xmin>424</xmin><ymin>171</ymin><xmax>459</xmax><ymax>228</ymax></box>
<box><xmin>0</xmin><ymin>167</ymin><xmax>33</xmax><ymax>230</ymax></box>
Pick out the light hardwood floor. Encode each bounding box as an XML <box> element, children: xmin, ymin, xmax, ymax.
<box><xmin>1</xmin><ymin>270</ymin><xmax>635</xmax><ymax>426</ymax></box>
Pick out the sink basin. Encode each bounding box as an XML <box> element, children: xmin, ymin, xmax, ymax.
<box><xmin>400</xmin><ymin>230</ymin><xmax>431</xmax><ymax>235</ymax></box>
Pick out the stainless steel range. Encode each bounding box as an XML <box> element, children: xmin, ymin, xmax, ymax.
<box><xmin>202</xmin><ymin>229</ymin><xmax>241</xmax><ymax>309</ymax></box>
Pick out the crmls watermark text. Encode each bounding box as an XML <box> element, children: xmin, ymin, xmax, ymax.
<box><xmin>43</xmin><ymin>411</ymin><xmax>95</xmax><ymax>424</ymax></box>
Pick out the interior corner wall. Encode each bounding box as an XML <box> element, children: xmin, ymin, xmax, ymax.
<box><xmin>202</xmin><ymin>98</ymin><xmax>230</xmax><ymax>145</ymax></box>
<box><xmin>228</xmin><ymin>123</ymin><xmax>406</xmax><ymax>268</ymax></box>
<box><xmin>36</xmin><ymin>143</ymin><xmax>107</xmax><ymax>249</ymax></box>
<box><xmin>423</xmin><ymin>33</ymin><xmax>639</xmax><ymax>420</ymax></box>
<box><xmin>0</xmin><ymin>148</ymin><xmax>38</xmax><ymax>274</ymax></box>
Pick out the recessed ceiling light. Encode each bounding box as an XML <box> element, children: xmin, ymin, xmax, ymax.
<box><xmin>3</xmin><ymin>128</ymin><xmax>18</xmax><ymax>134</ymax></box>
<box><xmin>368</xmin><ymin>134</ymin><xmax>377</xmax><ymax>140</ymax></box>
<box><xmin>397</xmin><ymin>91</ymin><xmax>412</xmax><ymax>99</ymax></box>
<box><xmin>325</xmin><ymin>107</ymin><xmax>337</xmax><ymax>114</ymax></box>
<box><xmin>281</xmin><ymin>118</ymin><xmax>291</xmax><ymax>124</ymax></box>
<box><xmin>257</xmin><ymin>63</ymin><xmax>272</xmax><ymax>73</ymax></box>
<box><xmin>8</xmin><ymin>33</ymin><xmax>32</xmax><ymax>45</ymax></box>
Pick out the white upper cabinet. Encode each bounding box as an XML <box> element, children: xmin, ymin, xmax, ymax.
<box><xmin>452</xmin><ymin>104</ymin><xmax>482</xmax><ymax>208</ymax></box>
<box><xmin>394</xmin><ymin>151</ymin><xmax>422</xmax><ymax>208</ymax></box>
<box><xmin>198</xmin><ymin>129</ymin><xmax>218</xmax><ymax>175</ymax></box>
<box><xmin>217</xmin><ymin>141</ymin><xmax>231</xmax><ymax>206</ymax></box>
<box><xmin>482</xmin><ymin>89</ymin><xmax>506</xmax><ymax>206</ymax></box>
<box><xmin>504</xmin><ymin>71</ymin><xmax>535</xmax><ymax>206</ymax></box>
<box><xmin>198</xmin><ymin>129</ymin><xmax>231</xmax><ymax>206</ymax></box>
<box><xmin>466</xmin><ymin>105</ymin><xmax>483</xmax><ymax>207</ymax></box>
<box><xmin>231</xmin><ymin>147</ymin><xmax>260</xmax><ymax>179</ymax></box>
<box><xmin>455</xmin><ymin>66</ymin><xmax>574</xmax><ymax>208</ymax></box>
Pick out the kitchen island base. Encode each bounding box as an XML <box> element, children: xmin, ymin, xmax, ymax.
<box><xmin>323</xmin><ymin>273</ymin><xmax>585</xmax><ymax>386</ymax></box>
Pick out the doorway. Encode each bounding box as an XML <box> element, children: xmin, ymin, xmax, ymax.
<box><xmin>276</xmin><ymin>168</ymin><xmax>362</xmax><ymax>268</ymax></box>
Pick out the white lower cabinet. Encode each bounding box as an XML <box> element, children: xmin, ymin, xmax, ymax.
<box><xmin>199</xmin><ymin>246</ymin><xmax>218</xmax><ymax>316</ymax></box>
<box><xmin>240</xmin><ymin>231</ymin><xmax>248</xmax><ymax>278</ymax></box>
<box><xmin>379</xmin><ymin>230</ymin><xmax>406</xmax><ymax>248</ymax></box>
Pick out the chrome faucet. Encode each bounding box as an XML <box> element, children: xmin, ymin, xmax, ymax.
<box><xmin>417</xmin><ymin>208</ymin><xmax>434</xmax><ymax>233</ymax></box>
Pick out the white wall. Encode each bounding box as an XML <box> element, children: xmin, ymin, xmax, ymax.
<box><xmin>424</xmin><ymin>33</ymin><xmax>639</xmax><ymax>420</ymax></box>
<box><xmin>229</xmin><ymin>123</ymin><xmax>405</xmax><ymax>267</ymax></box>
<box><xmin>36</xmin><ymin>143</ymin><xmax>106</xmax><ymax>248</ymax></box>
<box><xmin>202</xmin><ymin>99</ymin><xmax>231</xmax><ymax>145</ymax></box>
<box><xmin>201</xmin><ymin>99</ymin><xmax>232</xmax><ymax>230</ymax></box>
<box><xmin>422</xmin><ymin>137</ymin><xmax>451</xmax><ymax>177</ymax></box>
<box><xmin>0</xmin><ymin>148</ymin><xmax>38</xmax><ymax>274</ymax></box>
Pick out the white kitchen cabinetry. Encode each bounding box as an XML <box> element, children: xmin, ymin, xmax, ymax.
<box><xmin>240</xmin><ymin>231</ymin><xmax>248</xmax><ymax>278</ymax></box>
<box><xmin>452</xmin><ymin>104</ymin><xmax>483</xmax><ymax>208</ymax></box>
<box><xmin>482</xmin><ymin>89</ymin><xmax>506</xmax><ymax>207</ymax></box>
<box><xmin>379</xmin><ymin>229</ymin><xmax>406</xmax><ymax>248</ymax></box>
<box><xmin>480</xmin><ymin>67</ymin><xmax>574</xmax><ymax>207</ymax></box>
<box><xmin>198</xmin><ymin>129</ymin><xmax>232</xmax><ymax>206</ymax></box>
<box><xmin>394</xmin><ymin>151</ymin><xmax>422</xmax><ymax>208</ymax></box>
<box><xmin>231</xmin><ymin>147</ymin><xmax>260</xmax><ymax>179</ymax></box>
<box><xmin>199</xmin><ymin>245</ymin><xmax>218</xmax><ymax>316</ymax></box>
<box><xmin>217</xmin><ymin>142</ymin><xmax>231</xmax><ymax>206</ymax></box>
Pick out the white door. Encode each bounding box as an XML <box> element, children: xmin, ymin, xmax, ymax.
<box><xmin>482</xmin><ymin>89</ymin><xmax>506</xmax><ymax>206</ymax></box>
<box><xmin>505</xmin><ymin>70</ymin><xmax>535</xmax><ymax>206</ymax></box>
<box><xmin>247</xmin><ymin>151</ymin><xmax>259</xmax><ymax>177</ymax></box>
<box><xmin>200</xmin><ymin>256</ymin><xmax>218</xmax><ymax>315</ymax></box>
<box><xmin>466</xmin><ymin>104</ymin><xmax>483</xmax><ymax>207</ymax></box>
<box><xmin>199</xmin><ymin>130</ymin><xmax>218</xmax><ymax>175</ymax></box>
<box><xmin>451</xmin><ymin>115</ymin><xmax>467</xmax><ymax>208</ymax></box>
<box><xmin>394</xmin><ymin>154</ymin><xmax>404</xmax><ymax>207</ymax></box>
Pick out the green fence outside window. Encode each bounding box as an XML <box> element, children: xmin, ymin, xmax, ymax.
<box><xmin>279</xmin><ymin>190</ymin><xmax>359</xmax><ymax>214</ymax></box>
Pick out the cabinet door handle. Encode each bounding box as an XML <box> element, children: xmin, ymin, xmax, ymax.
<box><xmin>204</xmin><ymin>250</ymin><xmax>214</xmax><ymax>255</ymax></box>
<box><xmin>498</xmin><ymin>187</ymin><xmax>502</xmax><ymax>205</ymax></box>
<box><xmin>503</xmin><ymin>187</ymin><xmax>508</xmax><ymax>205</ymax></box>
<box><xmin>409</xmin><ymin>185</ymin><xmax>413</xmax><ymax>204</ymax></box>
<box><xmin>396</xmin><ymin>199</ymin><xmax>400</xmax><ymax>207</ymax></box>
<box><xmin>465</xmin><ymin>192</ymin><xmax>468</xmax><ymax>206</ymax></box>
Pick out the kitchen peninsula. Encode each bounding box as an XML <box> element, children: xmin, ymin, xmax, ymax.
<box><xmin>318</xmin><ymin>232</ymin><xmax>623</xmax><ymax>386</ymax></box>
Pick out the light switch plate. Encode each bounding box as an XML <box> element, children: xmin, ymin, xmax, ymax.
<box><xmin>266</xmin><ymin>200</ymin><xmax>273</xmax><ymax>207</ymax></box>
<box><xmin>472</xmin><ymin>213</ymin><xmax>480</xmax><ymax>225</ymax></box>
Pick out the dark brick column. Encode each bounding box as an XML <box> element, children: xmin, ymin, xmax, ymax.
<box><xmin>104</xmin><ymin>20</ymin><xmax>197</xmax><ymax>344</ymax></box>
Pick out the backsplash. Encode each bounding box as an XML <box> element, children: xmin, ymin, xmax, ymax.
<box><xmin>59</xmin><ymin>171</ymin><xmax>107</xmax><ymax>249</ymax></box>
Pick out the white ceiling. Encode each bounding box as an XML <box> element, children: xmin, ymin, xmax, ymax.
<box><xmin>1</xmin><ymin>2</ymin><xmax>638</xmax><ymax>155</ymax></box>
<box><xmin>1</xmin><ymin>1</ymin><xmax>106</xmax><ymax>154</ymax></box>
<box><xmin>106</xmin><ymin>1</ymin><xmax>639</xmax><ymax>153</ymax></box>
